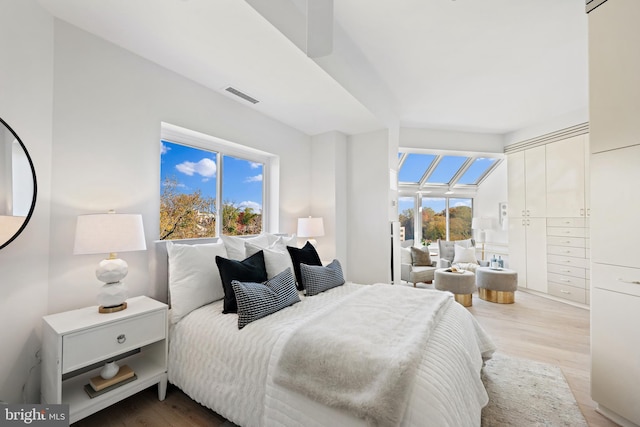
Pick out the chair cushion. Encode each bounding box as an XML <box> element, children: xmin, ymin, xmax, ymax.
<box><xmin>410</xmin><ymin>246</ymin><xmax>432</xmax><ymax>266</ymax></box>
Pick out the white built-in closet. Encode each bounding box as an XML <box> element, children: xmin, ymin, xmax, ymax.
<box><xmin>589</xmin><ymin>0</ymin><xmax>640</xmax><ymax>425</ymax></box>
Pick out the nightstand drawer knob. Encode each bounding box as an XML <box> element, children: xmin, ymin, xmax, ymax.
<box><xmin>117</xmin><ymin>334</ymin><xmax>126</xmax><ymax>344</ymax></box>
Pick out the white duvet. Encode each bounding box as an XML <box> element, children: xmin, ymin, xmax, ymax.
<box><xmin>168</xmin><ymin>283</ymin><xmax>495</xmax><ymax>427</ymax></box>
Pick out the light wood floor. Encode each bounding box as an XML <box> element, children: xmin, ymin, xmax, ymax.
<box><xmin>73</xmin><ymin>286</ymin><xmax>619</xmax><ymax>427</ymax></box>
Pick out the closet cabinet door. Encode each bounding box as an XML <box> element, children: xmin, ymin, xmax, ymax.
<box><xmin>524</xmin><ymin>146</ymin><xmax>546</xmax><ymax>217</ymax></box>
<box><xmin>507</xmin><ymin>151</ymin><xmax>526</xmax><ymax>217</ymax></box>
<box><xmin>589</xmin><ymin>0</ymin><xmax>640</xmax><ymax>154</ymax></box>
<box><xmin>546</xmin><ymin>136</ymin><xmax>586</xmax><ymax>218</ymax></box>
<box><xmin>591</xmin><ymin>145</ymin><xmax>640</xmax><ymax>269</ymax></box>
<box><xmin>591</xmin><ymin>286</ymin><xmax>640</xmax><ymax>425</ymax></box>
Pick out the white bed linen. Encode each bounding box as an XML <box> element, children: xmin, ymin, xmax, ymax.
<box><xmin>168</xmin><ymin>283</ymin><xmax>495</xmax><ymax>427</ymax></box>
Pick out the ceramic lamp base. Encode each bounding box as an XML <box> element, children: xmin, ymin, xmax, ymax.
<box><xmin>98</xmin><ymin>302</ymin><xmax>127</xmax><ymax>313</ymax></box>
<box><xmin>97</xmin><ymin>281</ymin><xmax>128</xmax><ymax>313</ymax></box>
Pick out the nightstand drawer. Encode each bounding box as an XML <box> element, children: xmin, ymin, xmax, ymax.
<box><xmin>62</xmin><ymin>310</ymin><xmax>165</xmax><ymax>373</ymax></box>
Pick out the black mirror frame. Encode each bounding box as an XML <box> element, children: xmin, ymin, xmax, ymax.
<box><xmin>0</xmin><ymin>117</ymin><xmax>37</xmax><ymax>250</ymax></box>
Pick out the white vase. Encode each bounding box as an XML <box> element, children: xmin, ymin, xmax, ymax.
<box><xmin>100</xmin><ymin>361</ymin><xmax>120</xmax><ymax>380</ymax></box>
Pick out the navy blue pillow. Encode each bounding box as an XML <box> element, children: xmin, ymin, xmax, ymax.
<box><xmin>287</xmin><ymin>241</ymin><xmax>322</xmax><ymax>290</ymax></box>
<box><xmin>216</xmin><ymin>250</ymin><xmax>268</xmax><ymax>314</ymax></box>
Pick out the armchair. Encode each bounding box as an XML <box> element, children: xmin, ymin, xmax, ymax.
<box><xmin>437</xmin><ymin>238</ymin><xmax>489</xmax><ymax>270</ymax></box>
<box><xmin>400</xmin><ymin>245</ymin><xmax>437</xmax><ymax>287</ymax></box>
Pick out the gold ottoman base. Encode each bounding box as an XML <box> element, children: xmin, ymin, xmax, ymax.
<box><xmin>479</xmin><ymin>288</ymin><xmax>515</xmax><ymax>304</ymax></box>
<box><xmin>454</xmin><ymin>293</ymin><xmax>473</xmax><ymax>307</ymax></box>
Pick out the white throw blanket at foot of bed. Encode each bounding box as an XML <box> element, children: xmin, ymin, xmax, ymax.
<box><xmin>274</xmin><ymin>284</ymin><xmax>450</xmax><ymax>427</ymax></box>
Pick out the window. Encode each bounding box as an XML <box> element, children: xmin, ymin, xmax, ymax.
<box><xmin>421</xmin><ymin>197</ymin><xmax>446</xmax><ymax>244</ymax></box>
<box><xmin>448</xmin><ymin>198</ymin><xmax>473</xmax><ymax>241</ymax></box>
<box><xmin>160</xmin><ymin>125</ymin><xmax>273</xmax><ymax>240</ymax></box>
<box><xmin>398</xmin><ymin>197</ymin><xmax>415</xmax><ymax>242</ymax></box>
<box><xmin>398</xmin><ymin>195</ymin><xmax>473</xmax><ymax>245</ymax></box>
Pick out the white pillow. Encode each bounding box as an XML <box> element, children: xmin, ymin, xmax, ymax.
<box><xmin>166</xmin><ymin>241</ymin><xmax>228</xmax><ymax>324</ymax></box>
<box><xmin>400</xmin><ymin>246</ymin><xmax>412</xmax><ymax>264</ymax></box>
<box><xmin>453</xmin><ymin>244</ymin><xmax>477</xmax><ymax>264</ymax></box>
<box><xmin>220</xmin><ymin>234</ymin><xmax>270</xmax><ymax>260</ymax></box>
<box><xmin>245</xmin><ymin>241</ymin><xmax>296</xmax><ymax>279</ymax></box>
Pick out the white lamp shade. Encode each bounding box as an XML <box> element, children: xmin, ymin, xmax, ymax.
<box><xmin>297</xmin><ymin>217</ymin><xmax>325</xmax><ymax>238</ymax></box>
<box><xmin>74</xmin><ymin>213</ymin><xmax>146</xmax><ymax>255</ymax></box>
<box><xmin>471</xmin><ymin>217</ymin><xmax>494</xmax><ymax>231</ymax></box>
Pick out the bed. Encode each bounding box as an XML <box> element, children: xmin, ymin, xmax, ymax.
<box><xmin>159</xmin><ymin>237</ymin><xmax>496</xmax><ymax>427</ymax></box>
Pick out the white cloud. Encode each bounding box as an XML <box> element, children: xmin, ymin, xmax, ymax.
<box><xmin>176</xmin><ymin>158</ymin><xmax>216</xmax><ymax>178</ymax></box>
<box><xmin>245</xmin><ymin>174</ymin><xmax>263</xmax><ymax>183</ymax></box>
<box><xmin>160</xmin><ymin>143</ymin><xmax>170</xmax><ymax>155</ymax></box>
<box><xmin>238</xmin><ymin>200</ymin><xmax>262</xmax><ymax>212</ymax></box>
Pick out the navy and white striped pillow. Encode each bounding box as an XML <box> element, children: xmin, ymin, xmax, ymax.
<box><xmin>231</xmin><ymin>267</ymin><xmax>300</xmax><ymax>329</ymax></box>
<box><xmin>300</xmin><ymin>259</ymin><xmax>345</xmax><ymax>296</ymax></box>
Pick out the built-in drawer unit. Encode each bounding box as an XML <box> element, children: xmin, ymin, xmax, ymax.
<box><xmin>547</xmin><ymin>263</ymin><xmax>586</xmax><ymax>279</ymax></box>
<box><xmin>548</xmin><ymin>272</ymin><xmax>586</xmax><ymax>289</ymax></box>
<box><xmin>62</xmin><ymin>309</ymin><xmax>166</xmax><ymax>373</ymax></box>
<box><xmin>547</xmin><ymin>218</ymin><xmax>587</xmax><ymax>228</ymax></box>
<box><xmin>548</xmin><ymin>282</ymin><xmax>586</xmax><ymax>304</ymax></box>
<box><xmin>547</xmin><ymin>254</ymin><xmax>589</xmax><ymax>269</ymax></box>
<box><xmin>546</xmin><ymin>227</ymin><xmax>587</xmax><ymax>238</ymax></box>
<box><xmin>546</xmin><ymin>217</ymin><xmax>590</xmax><ymax>306</ymax></box>
<box><xmin>546</xmin><ymin>236</ymin><xmax>586</xmax><ymax>248</ymax></box>
<box><xmin>547</xmin><ymin>245</ymin><xmax>586</xmax><ymax>258</ymax></box>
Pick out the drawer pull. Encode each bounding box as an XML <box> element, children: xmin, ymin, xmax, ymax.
<box><xmin>560</xmin><ymin>290</ymin><xmax>571</xmax><ymax>294</ymax></box>
<box><xmin>117</xmin><ymin>334</ymin><xmax>126</xmax><ymax>344</ymax></box>
<box><xmin>618</xmin><ymin>279</ymin><xmax>640</xmax><ymax>285</ymax></box>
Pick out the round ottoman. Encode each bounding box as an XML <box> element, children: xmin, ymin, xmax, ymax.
<box><xmin>476</xmin><ymin>267</ymin><xmax>518</xmax><ymax>304</ymax></box>
<box><xmin>434</xmin><ymin>269</ymin><xmax>476</xmax><ymax>307</ymax></box>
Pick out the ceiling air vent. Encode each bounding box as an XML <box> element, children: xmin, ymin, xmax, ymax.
<box><xmin>225</xmin><ymin>87</ymin><xmax>259</xmax><ymax>104</ymax></box>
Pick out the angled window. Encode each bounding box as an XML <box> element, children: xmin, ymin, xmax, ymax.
<box><xmin>457</xmin><ymin>157</ymin><xmax>498</xmax><ymax>185</ymax></box>
<box><xmin>426</xmin><ymin>155</ymin><xmax>468</xmax><ymax>184</ymax></box>
<box><xmin>398</xmin><ymin>153</ymin><xmax>436</xmax><ymax>183</ymax></box>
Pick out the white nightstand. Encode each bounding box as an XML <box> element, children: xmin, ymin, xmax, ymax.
<box><xmin>41</xmin><ymin>296</ymin><xmax>168</xmax><ymax>423</ymax></box>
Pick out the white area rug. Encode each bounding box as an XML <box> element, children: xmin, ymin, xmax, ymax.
<box><xmin>481</xmin><ymin>353</ymin><xmax>588</xmax><ymax>427</ymax></box>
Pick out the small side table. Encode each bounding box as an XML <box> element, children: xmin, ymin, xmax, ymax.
<box><xmin>41</xmin><ymin>296</ymin><xmax>168</xmax><ymax>423</ymax></box>
<box><xmin>434</xmin><ymin>269</ymin><xmax>476</xmax><ymax>307</ymax></box>
<box><xmin>476</xmin><ymin>267</ymin><xmax>518</xmax><ymax>304</ymax></box>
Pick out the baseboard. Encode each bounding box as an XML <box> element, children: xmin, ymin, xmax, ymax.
<box><xmin>517</xmin><ymin>288</ymin><xmax>590</xmax><ymax>310</ymax></box>
<box><xmin>596</xmin><ymin>404</ymin><xmax>639</xmax><ymax>427</ymax></box>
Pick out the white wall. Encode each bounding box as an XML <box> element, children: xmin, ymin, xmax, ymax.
<box><xmin>347</xmin><ymin>129</ymin><xmax>392</xmax><ymax>284</ymax></box>
<box><xmin>0</xmin><ymin>0</ymin><xmax>53</xmax><ymax>404</ymax></box>
<box><xmin>310</xmin><ymin>131</ymin><xmax>348</xmax><ymax>270</ymax></box>
<box><xmin>47</xmin><ymin>20</ymin><xmax>313</xmax><ymax>313</ymax></box>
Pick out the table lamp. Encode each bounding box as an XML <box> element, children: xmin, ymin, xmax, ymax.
<box><xmin>73</xmin><ymin>210</ymin><xmax>146</xmax><ymax>313</ymax></box>
<box><xmin>471</xmin><ymin>217</ymin><xmax>493</xmax><ymax>261</ymax></box>
<box><xmin>297</xmin><ymin>216</ymin><xmax>325</xmax><ymax>247</ymax></box>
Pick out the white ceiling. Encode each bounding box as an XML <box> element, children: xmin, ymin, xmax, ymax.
<box><xmin>37</xmin><ymin>0</ymin><xmax>588</xmax><ymax>137</ymax></box>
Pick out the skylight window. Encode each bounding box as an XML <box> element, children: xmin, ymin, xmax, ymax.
<box><xmin>426</xmin><ymin>156</ymin><xmax>468</xmax><ymax>184</ymax></box>
<box><xmin>398</xmin><ymin>153</ymin><xmax>436</xmax><ymax>183</ymax></box>
<box><xmin>457</xmin><ymin>157</ymin><xmax>498</xmax><ymax>185</ymax></box>
<box><xmin>397</xmin><ymin>150</ymin><xmax>503</xmax><ymax>197</ymax></box>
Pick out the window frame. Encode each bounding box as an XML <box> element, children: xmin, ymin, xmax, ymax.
<box><xmin>161</xmin><ymin>122</ymin><xmax>276</xmax><ymax>239</ymax></box>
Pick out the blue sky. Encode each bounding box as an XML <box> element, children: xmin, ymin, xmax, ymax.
<box><xmin>160</xmin><ymin>141</ymin><xmax>263</xmax><ymax>212</ymax></box>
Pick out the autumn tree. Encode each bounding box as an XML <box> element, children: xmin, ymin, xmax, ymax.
<box><xmin>160</xmin><ymin>177</ymin><xmax>216</xmax><ymax>240</ymax></box>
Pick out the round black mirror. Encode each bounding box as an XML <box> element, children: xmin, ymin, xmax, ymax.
<box><xmin>0</xmin><ymin>117</ymin><xmax>37</xmax><ymax>250</ymax></box>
